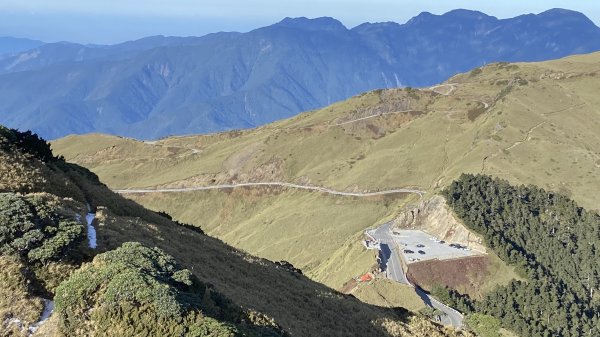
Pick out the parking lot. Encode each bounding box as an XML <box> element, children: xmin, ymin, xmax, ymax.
<box><xmin>392</xmin><ymin>230</ymin><xmax>483</xmax><ymax>264</ymax></box>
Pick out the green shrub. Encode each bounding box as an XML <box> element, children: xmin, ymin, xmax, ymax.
<box><xmin>465</xmin><ymin>314</ymin><xmax>501</xmax><ymax>337</ymax></box>
<box><xmin>0</xmin><ymin>126</ymin><xmax>55</xmax><ymax>162</ymax></box>
<box><xmin>0</xmin><ymin>193</ymin><xmax>84</xmax><ymax>263</ymax></box>
<box><xmin>55</xmin><ymin>242</ymin><xmax>285</xmax><ymax>336</ymax></box>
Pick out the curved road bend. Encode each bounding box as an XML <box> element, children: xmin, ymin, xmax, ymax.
<box><xmin>369</xmin><ymin>221</ymin><xmax>464</xmax><ymax>328</ymax></box>
<box><xmin>115</xmin><ymin>182</ymin><xmax>425</xmax><ymax>198</ymax></box>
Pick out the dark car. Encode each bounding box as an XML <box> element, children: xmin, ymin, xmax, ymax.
<box><xmin>416</xmin><ymin>244</ymin><xmax>425</xmax><ymax>248</ymax></box>
<box><xmin>418</xmin><ymin>250</ymin><xmax>426</xmax><ymax>255</ymax></box>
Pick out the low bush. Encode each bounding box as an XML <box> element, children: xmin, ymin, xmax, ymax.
<box><xmin>0</xmin><ymin>126</ymin><xmax>55</xmax><ymax>163</ymax></box>
<box><xmin>0</xmin><ymin>193</ymin><xmax>84</xmax><ymax>263</ymax></box>
<box><xmin>55</xmin><ymin>242</ymin><xmax>285</xmax><ymax>336</ymax></box>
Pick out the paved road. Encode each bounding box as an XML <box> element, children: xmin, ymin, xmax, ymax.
<box><xmin>115</xmin><ymin>182</ymin><xmax>425</xmax><ymax>198</ymax></box>
<box><xmin>415</xmin><ymin>287</ymin><xmax>464</xmax><ymax>327</ymax></box>
<box><xmin>368</xmin><ymin>221</ymin><xmax>464</xmax><ymax>329</ymax></box>
<box><xmin>369</xmin><ymin>222</ymin><xmax>409</xmax><ymax>284</ymax></box>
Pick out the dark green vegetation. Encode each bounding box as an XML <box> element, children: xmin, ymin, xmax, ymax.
<box><xmin>0</xmin><ymin>126</ymin><xmax>56</xmax><ymax>163</ymax></box>
<box><xmin>0</xmin><ymin>192</ymin><xmax>84</xmax><ymax>264</ymax></box>
<box><xmin>441</xmin><ymin>174</ymin><xmax>600</xmax><ymax>337</ymax></box>
<box><xmin>56</xmin><ymin>242</ymin><xmax>284</xmax><ymax>337</ymax></box>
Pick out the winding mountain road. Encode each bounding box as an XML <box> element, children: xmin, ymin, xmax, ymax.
<box><xmin>369</xmin><ymin>222</ymin><xmax>410</xmax><ymax>284</ymax></box>
<box><xmin>369</xmin><ymin>221</ymin><xmax>464</xmax><ymax>329</ymax></box>
<box><xmin>115</xmin><ymin>182</ymin><xmax>425</xmax><ymax>198</ymax></box>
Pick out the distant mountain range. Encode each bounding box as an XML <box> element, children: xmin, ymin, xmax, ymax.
<box><xmin>1</xmin><ymin>8</ymin><xmax>600</xmax><ymax>139</ymax></box>
<box><xmin>0</xmin><ymin>36</ymin><xmax>44</xmax><ymax>56</ymax></box>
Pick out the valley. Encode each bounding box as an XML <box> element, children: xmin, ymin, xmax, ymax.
<box><xmin>2</xmin><ymin>3</ymin><xmax>600</xmax><ymax>337</ymax></box>
<box><xmin>49</xmin><ymin>52</ymin><xmax>600</xmax><ymax>337</ymax></box>
<box><xmin>0</xmin><ymin>126</ymin><xmax>469</xmax><ymax>336</ymax></box>
<box><xmin>2</xmin><ymin>9</ymin><xmax>600</xmax><ymax>140</ymax></box>
<box><xmin>54</xmin><ymin>53</ymin><xmax>600</xmax><ymax>291</ymax></box>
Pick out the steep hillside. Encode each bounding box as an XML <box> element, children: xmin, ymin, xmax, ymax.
<box><xmin>54</xmin><ymin>52</ymin><xmax>600</xmax><ymax>209</ymax></box>
<box><xmin>54</xmin><ymin>52</ymin><xmax>600</xmax><ymax>300</ymax></box>
<box><xmin>437</xmin><ymin>174</ymin><xmax>600</xmax><ymax>337</ymax></box>
<box><xmin>3</xmin><ymin>9</ymin><xmax>600</xmax><ymax>139</ymax></box>
<box><xmin>0</xmin><ymin>128</ymin><xmax>468</xmax><ymax>336</ymax></box>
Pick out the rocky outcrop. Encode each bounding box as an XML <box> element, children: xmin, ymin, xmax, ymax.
<box><xmin>393</xmin><ymin>195</ymin><xmax>486</xmax><ymax>253</ymax></box>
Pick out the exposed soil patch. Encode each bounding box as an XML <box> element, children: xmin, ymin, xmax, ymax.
<box><xmin>222</xmin><ymin>141</ymin><xmax>263</xmax><ymax>175</ymax></box>
<box><xmin>366</xmin><ymin>124</ymin><xmax>386</xmax><ymax>139</ymax></box>
<box><xmin>467</xmin><ymin>103</ymin><xmax>486</xmax><ymax>121</ymax></box>
<box><xmin>407</xmin><ymin>255</ymin><xmax>490</xmax><ymax>298</ymax></box>
<box><xmin>393</xmin><ymin>196</ymin><xmax>486</xmax><ymax>252</ymax></box>
<box><xmin>339</xmin><ymin>278</ymin><xmax>358</xmax><ymax>294</ymax></box>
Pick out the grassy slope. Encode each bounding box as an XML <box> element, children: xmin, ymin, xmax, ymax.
<box><xmin>53</xmin><ymin>52</ymin><xmax>600</xmax><ymax>295</ymax></box>
<box><xmin>127</xmin><ymin>188</ymin><xmax>409</xmax><ymax>288</ymax></box>
<box><xmin>0</xmin><ymin>134</ymin><xmax>471</xmax><ymax>336</ymax></box>
<box><xmin>351</xmin><ymin>279</ymin><xmax>426</xmax><ymax>313</ymax></box>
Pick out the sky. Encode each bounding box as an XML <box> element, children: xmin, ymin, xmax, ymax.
<box><xmin>0</xmin><ymin>0</ymin><xmax>599</xmax><ymax>44</ymax></box>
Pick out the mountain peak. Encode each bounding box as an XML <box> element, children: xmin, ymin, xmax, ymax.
<box><xmin>407</xmin><ymin>9</ymin><xmax>494</xmax><ymax>25</ymax></box>
<box><xmin>540</xmin><ymin>8</ymin><xmax>587</xmax><ymax>17</ymax></box>
<box><xmin>443</xmin><ymin>9</ymin><xmax>491</xmax><ymax>19</ymax></box>
<box><xmin>537</xmin><ymin>8</ymin><xmax>596</xmax><ymax>24</ymax></box>
<box><xmin>275</xmin><ymin>17</ymin><xmax>347</xmax><ymax>32</ymax></box>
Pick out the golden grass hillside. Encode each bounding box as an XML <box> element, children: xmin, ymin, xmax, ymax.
<box><xmin>53</xmin><ymin>52</ymin><xmax>600</xmax><ymax>298</ymax></box>
<box><xmin>54</xmin><ymin>52</ymin><xmax>600</xmax><ymax>209</ymax></box>
<box><xmin>0</xmin><ymin>128</ymin><xmax>470</xmax><ymax>336</ymax></box>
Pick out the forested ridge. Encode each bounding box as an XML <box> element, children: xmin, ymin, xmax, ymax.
<box><xmin>441</xmin><ymin>174</ymin><xmax>600</xmax><ymax>337</ymax></box>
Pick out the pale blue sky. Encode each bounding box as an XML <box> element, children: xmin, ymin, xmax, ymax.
<box><xmin>0</xmin><ymin>0</ymin><xmax>599</xmax><ymax>44</ymax></box>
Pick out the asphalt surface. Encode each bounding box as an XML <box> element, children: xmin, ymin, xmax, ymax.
<box><xmin>368</xmin><ymin>221</ymin><xmax>464</xmax><ymax>329</ymax></box>
<box><xmin>370</xmin><ymin>222</ymin><xmax>409</xmax><ymax>284</ymax></box>
<box><xmin>392</xmin><ymin>229</ymin><xmax>481</xmax><ymax>263</ymax></box>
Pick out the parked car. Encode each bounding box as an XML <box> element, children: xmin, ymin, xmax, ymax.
<box><xmin>418</xmin><ymin>250</ymin><xmax>426</xmax><ymax>255</ymax></box>
<box><xmin>416</xmin><ymin>244</ymin><xmax>425</xmax><ymax>248</ymax></box>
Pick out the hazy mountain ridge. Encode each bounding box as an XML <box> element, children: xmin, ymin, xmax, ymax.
<box><xmin>2</xmin><ymin>8</ymin><xmax>600</xmax><ymax>139</ymax></box>
<box><xmin>0</xmin><ymin>36</ymin><xmax>45</xmax><ymax>58</ymax></box>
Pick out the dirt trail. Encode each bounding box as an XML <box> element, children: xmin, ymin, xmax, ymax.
<box><xmin>328</xmin><ymin>109</ymin><xmax>418</xmax><ymax>126</ymax></box>
<box><xmin>504</xmin><ymin>121</ymin><xmax>547</xmax><ymax>151</ymax></box>
<box><xmin>426</xmin><ymin>83</ymin><xmax>458</xmax><ymax>96</ymax></box>
<box><xmin>143</xmin><ymin>140</ymin><xmax>201</xmax><ymax>158</ymax></box>
<box><xmin>482</xmin><ymin>120</ymin><xmax>547</xmax><ymax>173</ymax></box>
